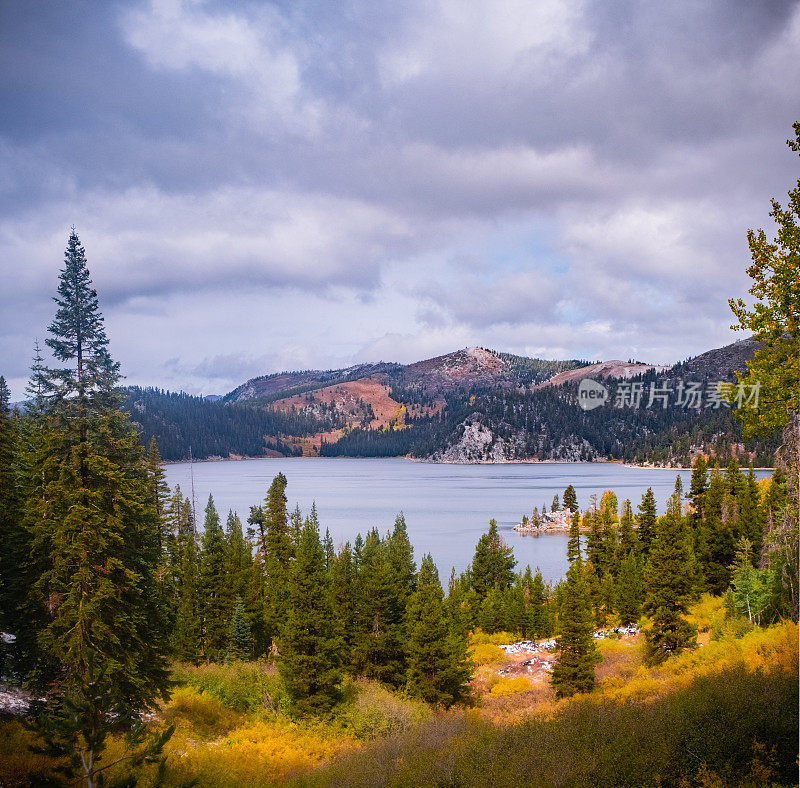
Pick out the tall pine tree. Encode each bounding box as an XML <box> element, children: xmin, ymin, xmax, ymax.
<box><xmin>199</xmin><ymin>494</ymin><xmax>229</xmax><ymax>660</ymax></box>
<box><xmin>642</xmin><ymin>489</ymin><xmax>698</xmax><ymax>664</ymax></box>
<box><xmin>405</xmin><ymin>555</ymin><xmax>472</xmax><ymax>707</ymax></box>
<box><xmin>637</xmin><ymin>488</ymin><xmax>657</xmax><ymax>555</ymax></box>
<box><xmin>278</xmin><ymin>516</ymin><xmax>343</xmax><ymax>715</ymax></box>
<box><xmin>552</xmin><ymin>555</ymin><xmax>597</xmax><ymax>697</ymax></box>
<box><xmin>26</xmin><ymin>230</ymin><xmax>170</xmax><ymax>784</ymax></box>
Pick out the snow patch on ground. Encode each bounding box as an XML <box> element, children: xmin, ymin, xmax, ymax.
<box><xmin>0</xmin><ymin>687</ymin><xmax>31</xmax><ymax>715</ymax></box>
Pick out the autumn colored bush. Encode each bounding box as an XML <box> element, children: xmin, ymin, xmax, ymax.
<box><xmin>469</xmin><ymin>629</ymin><xmax>518</xmax><ymax>646</ymax></box>
<box><xmin>489</xmin><ymin>677</ymin><xmax>531</xmax><ymax>696</ymax></box>
<box><xmin>161</xmin><ymin>719</ymin><xmax>352</xmax><ymax>786</ymax></box>
<box><xmin>337</xmin><ymin>679</ymin><xmax>430</xmax><ymax>740</ymax></box>
<box><xmin>470</xmin><ymin>642</ymin><xmax>506</xmax><ymax>666</ymax></box>
<box><xmin>161</xmin><ymin>686</ymin><xmax>242</xmax><ymax>739</ymax></box>
<box><xmin>292</xmin><ymin>665</ymin><xmax>798</xmax><ymax>787</ymax></box>
<box><xmin>0</xmin><ymin>720</ymin><xmax>64</xmax><ymax>787</ymax></box>
<box><xmin>172</xmin><ymin>660</ymin><xmax>287</xmax><ymax>714</ymax></box>
<box><xmin>686</xmin><ymin>593</ymin><xmax>726</xmax><ymax>633</ymax></box>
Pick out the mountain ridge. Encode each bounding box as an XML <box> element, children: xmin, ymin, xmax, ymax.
<box><xmin>123</xmin><ymin>337</ymin><xmax>774</xmax><ymax>466</ymax></box>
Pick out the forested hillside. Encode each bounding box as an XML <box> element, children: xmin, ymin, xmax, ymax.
<box><xmin>122</xmin><ymin>387</ymin><xmax>331</xmax><ymax>460</ymax></box>
<box><xmin>120</xmin><ymin>339</ymin><xmax>777</xmax><ymax>465</ymax></box>
<box><xmin>322</xmin><ymin>367</ymin><xmax>779</xmax><ymax>466</ymax></box>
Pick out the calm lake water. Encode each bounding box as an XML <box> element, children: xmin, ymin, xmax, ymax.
<box><xmin>164</xmin><ymin>458</ymin><xmax>770</xmax><ymax>584</ymax></box>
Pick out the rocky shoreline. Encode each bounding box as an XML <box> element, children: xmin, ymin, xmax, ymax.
<box><xmin>513</xmin><ymin>509</ymin><xmax>590</xmax><ymax>534</ymax></box>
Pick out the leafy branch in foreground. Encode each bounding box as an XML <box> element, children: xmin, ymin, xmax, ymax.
<box><xmin>729</xmin><ymin>121</ymin><xmax>799</xmax><ymax>440</ymax></box>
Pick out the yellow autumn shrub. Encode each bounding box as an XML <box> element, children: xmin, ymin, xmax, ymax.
<box><xmin>162</xmin><ymin>719</ymin><xmax>352</xmax><ymax>786</ymax></box>
<box><xmin>162</xmin><ymin>686</ymin><xmax>243</xmax><ymax>739</ymax></box>
<box><xmin>0</xmin><ymin>720</ymin><xmax>64</xmax><ymax>784</ymax></box>
<box><xmin>470</xmin><ymin>643</ymin><xmax>506</xmax><ymax>666</ymax></box>
<box><xmin>663</xmin><ymin>619</ymin><xmax>798</xmax><ymax>680</ymax></box>
<box><xmin>490</xmin><ymin>677</ymin><xmax>531</xmax><ymax>696</ymax></box>
<box><xmin>469</xmin><ymin>629</ymin><xmax>518</xmax><ymax>646</ymax></box>
<box><xmin>685</xmin><ymin>593</ymin><xmax>725</xmax><ymax>633</ymax></box>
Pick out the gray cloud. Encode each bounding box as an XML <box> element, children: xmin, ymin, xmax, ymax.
<box><xmin>0</xmin><ymin>0</ymin><xmax>797</xmax><ymax>394</ymax></box>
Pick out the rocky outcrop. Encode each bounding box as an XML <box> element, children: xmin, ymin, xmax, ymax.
<box><xmin>429</xmin><ymin>415</ymin><xmax>596</xmax><ymax>464</ymax></box>
<box><xmin>430</xmin><ymin>420</ymin><xmax>524</xmax><ymax>463</ymax></box>
<box><xmin>514</xmin><ymin>509</ymin><xmax>586</xmax><ymax>533</ymax></box>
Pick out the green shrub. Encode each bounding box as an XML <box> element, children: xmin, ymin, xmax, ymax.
<box><xmin>337</xmin><ymin>680</ymin><xmax>430</xmax><ymax>740</ymax></box>
<box><xmin>173</xmin><ymin>661</ymin><xmax>289</xmax><ymax>714</ymax></box>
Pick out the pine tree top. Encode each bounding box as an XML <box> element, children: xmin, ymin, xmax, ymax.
<box><xmin>44</xmin><ymin>229</ymin><xmax>121</xmax><ymax>407</ymax></box>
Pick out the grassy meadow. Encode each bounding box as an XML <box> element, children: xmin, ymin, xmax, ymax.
<box><xmin>1</xmin><ymin>596</ymin><xmax>796</xmax><ymax>787</ymax></box>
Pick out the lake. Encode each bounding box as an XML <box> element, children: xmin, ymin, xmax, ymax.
<box><xmin>163</xmin><ymin>458</ymin><xmax>770</xmax><ymax>585</ymax></box>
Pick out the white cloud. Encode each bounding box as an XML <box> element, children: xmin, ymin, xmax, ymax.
<box><xmin>122</xmin><ymin>0</ymin><xmax>321</xmax><ymax>133</ymax></box>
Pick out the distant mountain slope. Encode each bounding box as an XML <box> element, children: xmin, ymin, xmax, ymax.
<box><xmin>123</xmin><ymin>387</ymin><xmax>329</xmax><ymax>461</ymax></box>
<box><xmin>538</xmin><ymin>360</ymin><xmax>670</xmax><ymax>388</ymax></box>
<box><xmin>126</xmin><ymin>338</ymin><xmax>773</xmax><ymax>465</ymax></box>
<box><xmin>224</xmin><ymin>362</ymin><xmax>401</xmax><ymax>404</ymax></box>
<box><xmin>227</xmin><ymin>347</ymin><xmax>589</xmax><ymax>406</ymax></box>
<box><xmin>670</xmin><ymin>338</ymin><xmax>761</xmax><ymax>381</ymax></box>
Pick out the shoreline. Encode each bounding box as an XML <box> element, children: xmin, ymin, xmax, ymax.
<box><xmin>163</xmin><ymin>454</ymin><xmax>774</xmax><ymax>471</ymax></box>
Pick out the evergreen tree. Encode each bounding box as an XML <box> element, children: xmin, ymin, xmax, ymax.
<box><xmin>10</xmin><ymin>343</ymin><xmax>52</xmax><ymax>674</ymax></box>
<box><xmin>385</xmin><ymin>513</ymin><xmax>416</xmax><ymax>654</ymax></box>
<box><xmin>637</xmin><ymin>488</ymin><xmax>657</xmax><ymax>554</ymax></box>
<box><xmin>688</xmin><ymin>455</ymin><xmax>708</xmax><ymax>523</ymax></box>
<box><xmin>552</xmin><ymin>494</ymin><xmax>560</xmax><ymax>512</ymax></box>
<box><xmin>146</xmin><ymin>436</ymin><xmax>171</xmax><ymax>552</ymax></box>
<box><xmin>615</xmin><ymin>552</ymin><xmax>642</xmax><ymax>626</ymax></box>
<box><xmin>470</xmin><ymin>519</ymin><xmax>516</xmax><ymax>598</ymax></box>
<box><xmin>566</xmin><ymin>511</ymin><xmax>582</xmax><ymax>565</ymax></box>
<box><xmin>244</xmin><ymin>550</ymin><xmax>269</xmax><ymax>658</ymax></box>
<box><xmin>25</xmin><ymin>230</ymin><xmax>170</xmax><ymax>783</ymax></box>
<box><xmin>585</xmin><ymin>507</ymin><xmax>604</xmax><ymax>572</ymax></box>
<box><xmin>279</xmin><ymin>516</ymin><xmax>343</xmax><ymax>715</ymax></box>
<box><xmin>504</xmin><ymin>575</ymin><xmax>528</xmax><ymax>636</ymax></box>
<box><xmin>406</xmin><ymin>555</ymin><xmax>472</xmax><ymax>707</ymax></box>
<box><xmin>329</xmin><ymin>542</ymin><xmax>357</xmax><ymax>670</ymax></box>
<box><xmin>225</xmin><ymin>510</ymin><xmax>251</xmax><ymax>603</ymax></box>
<box><xmin>616</xmin><ymin>499</ymin><xmax>640</xmax><ymax>559</ymax></box>
<box><xmin>642</xmin><ymin>490</ymin><xmax>698</xmax><ymax>664</ymax></box>
<box><xmin>526</xmin><ymin>567</ymin><xmax>551</xmax><ymax>637</ymax></box>
<box><xmin>705</xmin><ymin>468</ymin><xmax>735</xmax><ymax>593</ymax></box>
<box><xmin>739</xmin><ymin>465</ymin><xmax>763</xmax><ymax>558</ymax></box>
<box><xmin>563</xmin><ymin>484</ymin><xmax>578</xmax><ymax>513</ymax></box>
<box><xmin>173</xmin><ymin>506</ymin><xmax>201</xmax><ymax>663</ymax></box>
<box><xmin>584</xmin><ymin>561</ymin><xmax>604</xmax><ymax>628</ymax></box>
<box><xmin>353</xmin><ymin>529</ymin><xmax>406</xmax><ymax>686</ymax></box>
<box><xmin>477</xmin><ymin>586</ymin><xmax>506</xmax><ymax>634</ymax></box>
<box><xmin>0</xmin><ymin>376</ymin><xmax>20</xmax><ymax>674</ymax></box>
<box><xmin>226</xmin><ymin>597</ymin><xmax>253</xmax><ymax>661</ymax></box>
<box><xmin>289</xmin><ymin>504</ymin><xmax>304</xmax><ymax>551</ymax></box>
<box><xmin>199</xmin><ymin>494</ymin><xmax>230</xmax><ymax>660</ymax></box>
<box><xmin>323</xmin><ymin>527</ymin><xmax>335</xmax><ymax>571</ymax></box>
<box><xmin>551</xmin><ymin>557</ymin><xmax>597</xmax><ymax>698</ymax></box>
<box><xmin>263</xmin><ymin>473</ymin><xmax>291</xmax><ymax>644</ymax></box>
<box><xmin>444</xmin><ymin>568</ymin><xmax>471</xmax><ymax>640</ymax></box>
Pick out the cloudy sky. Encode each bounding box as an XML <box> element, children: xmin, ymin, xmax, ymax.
<box><xmin>1</xmin><ymin>0</ymin><xmax>798</xmax><ymax>397</ymax></box>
